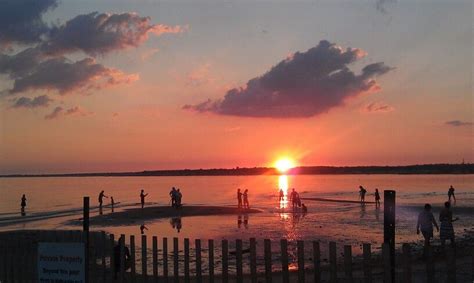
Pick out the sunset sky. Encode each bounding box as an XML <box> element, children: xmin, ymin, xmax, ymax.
<box><xmin>0</xmin><ymin>0</ymin><xmax>472</xmax><ymax>174</ymax></box>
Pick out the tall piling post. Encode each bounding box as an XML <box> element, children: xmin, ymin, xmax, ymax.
<box><xmin>83</xmin><ymin>196</ymin><xmax>90</xmax><ymax>283</ymax></box>
<box><xmin>384</xmin><ymin>190</ymin><xmax>396</xmax><ymax>283</ymax></box>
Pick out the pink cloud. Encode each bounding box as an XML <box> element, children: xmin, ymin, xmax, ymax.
<box><xmin>362</xmin><ymin>101</ymin><xmax>395</xmax><ymax>113</ymax></box>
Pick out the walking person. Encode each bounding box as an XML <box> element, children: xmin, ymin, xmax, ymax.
<box><xmin>176</xmin><ymin>189</ymin><xmax>182</xmax><ymax>208</ymax></box>
<box><xmin>448</xmin><ymin>185</ymin><xmax>456</xmax><ymax>203</ymax></box>
<box><xmin>374</xmin><ymin>189</ymin><xmax>381</xmax><ymax>208</ymax></box>
<box><xmin>237</xmin><ymin>189</ymin><xmax>243</xmax><ymax>209</ymax></box>
<box><xmin>169</xmin><ymin>187</ymin><xmax>177</xmax><ymax>207</ymax></box>
<box><xmin>20</xmin><ymin>194</ymin><xmax>27</xmax><ymax>216</ymax></box>
<box><xmin>359</xmin><ymin>186</ymin><xmax>367</xmax><ymax>204</ymax></box>
<box><xmin>439</xmin><ymin>201</ymin><xmax>458</xmax><ymax>249</ymax></box>
<box><xmin>140</xmin><ymin>189</ymin><xmax>148</xmax><ymax>209</ymax></box>
<box><xmin>98</xmin><ymin>190</ymin><xmax>108</xmax><ymax>209</ymax></box>
<box><xmin>417</xmin><ymin>204</ymin><xmax>439</xmax><ymax>249</ymax></box>
<box><xmin>243</xmin><ymin>189</ymin><xmax>250</xmax><ymax>209</ymax></box>
<box><xmin>290</xmin><ymin>188</ymin><xmax>298</xmax><ymax>210</ymax></box>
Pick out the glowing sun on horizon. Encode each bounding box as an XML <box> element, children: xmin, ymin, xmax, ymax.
<box><xmin>274</xmin><ymin>158</ymin><xmax>296</xmax><ymax>173</ymax></box>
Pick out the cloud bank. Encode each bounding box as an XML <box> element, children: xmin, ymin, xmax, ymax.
<box><xmin>12</xmin><ymin>95</ymin><xmax>53</xmax><ymax>108</ymax></box>
<box><xmin>44</xmin><ymin>105</ymin><xmax>93</xmax><ymax>120</ymax></box>
<box><xmin>362</xmin><ymin>101</ymin><xmax>394</xmax><ymax>113</ymax></box>
<box><xmin>184</xmin><ymin>40</ymin><xmax>392</xmax><ymax>118</ymax></box>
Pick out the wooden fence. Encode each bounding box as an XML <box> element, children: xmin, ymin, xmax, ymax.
<box><xmin>0</xmin><ymin>230</ymin><xmax>471</xmax><ymax>282</ymax></box>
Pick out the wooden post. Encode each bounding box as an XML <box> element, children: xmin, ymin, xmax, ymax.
<box><xmin>142</xmin><ymin>235</ymin><xmax>147</xmax><ymax>280</ymax></box>
<box><xmin>173</xmin><ymin>237</ymin><xmax>179</xmax><ymax>283</ymax></box>
<box><xmin>222</xmin><ymin>239</ymin><xmax>229</xmax><ymax>283</ymax></box>
<box><xmin>110</xmin><ymin>234</ymin><xmax>115</xmax><ymax>280</ymax></box>
<box><xmin>163</xmin><ymin>237</ymin><xmax>168</xmax><ymax>280</ymax></box>
<box><xmin>184</xmin><ymin>238</ymin><xmax>190</xmax><ymax>283</ymax></box>
<box><xmin>250</xmin><ymin>238</ymin><xmax>257</xmax><ymax>283</ymax></box>
<box><xmin>280</xmin><ymin>239</ymin><xmax>289</xmax><ymax>283</ymax></box>
<box><xmin>297</xmin><ymin>240</ymin><xmax>305</xmax><ymax>283</ymax></box>
<box><xmin>101</xmin><ymin>231</ymin><xmax>106</xmax><ymax>283</ymax></box>
<box><xmin>313</xmin><ymin>241</ymin><xmax>321</xmax><ymax>283</ymax></box>
<box><xmin>363</xmin><ymin>243</ymin><xmax>372</xmax><ymax>283</ymax></box>
<box><xmin>195</xmin><ymin>239</ymin><xmax>202</xmax><ymax>283</ymax></box>
<box><xmin>344</xmin><ymin>245</ymin><xmax>353</xmax><ymax>283</ymax></box>
<box><xmin>130</xmin><ymin>235</ymin><xmax>136</xmax><ymax>283</ymax></box>
<box><xmin>152</xmin><ymin>236</ymin><xmax>158</xmax><ymax>281</ymax></box>
<box><xmin>384</xmin><ymin>190</ymin><xmax>396</xmax><ymax>283</ymax></box>
<box><xmin>236</xmin><ymin>239</ymin><xmax>243</xmax><ymax>283</ymax></box>
<box><xmin>83</xmin><ymin>196</ymin><xmax>90</xmax><ymax>283</ymax></box>
<box><xmin>120</xmin><ymin>234</ymin><xmax>126</xmax><ymax>282</ymax></box>
<box><xmin>208</xmin><ymin>239</ymin><xmax>214</xmax><ymax>283</ymax></box>
<box><xmin>447</xmin><ymin>247</ymin><xmax>456</xmax><ymax>283</ymax></box>
<box><xmin>264</xmin><ymin>239</ymin><xmax>272</xmax><ymax>283</ymax></box>
<box><xmin>383</xmin><ymin>243</ymin><xmax>392</xmax><ymax>283</ymax></box>
<box><xmin>400</xmin><ymin>243</ymin><xmax>411</xmax><ymax>283</ymax></box>
<box><xmin>329</xmin><ymin>241</ymin><xmax>337</xmax><ymax>283</ymax></box>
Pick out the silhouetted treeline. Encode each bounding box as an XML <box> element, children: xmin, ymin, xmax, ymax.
<box><xmin>1</xmin><ymin>163</ymin><xmax>473</xmax><ymax>178</ymax></box>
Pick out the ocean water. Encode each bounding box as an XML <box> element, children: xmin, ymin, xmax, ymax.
<box><xmin>0</xmin><ymin>174</ymin><xmax>473</xmax><ymax>270</ymax></box>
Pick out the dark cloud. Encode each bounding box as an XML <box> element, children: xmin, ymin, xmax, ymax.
<box><xmin>184</xmin><ymin>40</ymin><xmax>393</xmax><ymax>118</ymax></box>
<box><xmin>0</xmin><ymin>0</ymin><xmax>57</xmax><ymax>48</ymax></box>
<box><xmin>42</xmin><ymin>12</ymin><xmax>183</xmax><ymax>56</ymax></box>
<box><xmin>1</xmin><ymin>53</ymin><xmax>138</xmax><ymax>95</ymax></box>
<box><xmin>44</xmin><ymin>105</ymin><xmax>93</xmax><ymax>120</ymax></box>
<box><xmin>446</xmin><ymin>120</ymin><xmax>473</xmax><ymax>127</ymax></box>
<box><xmin>12</xmin><ymin>95</ymin><xmax>53</xmax><ymax>108</ymax></box>
<box><xmin>375</xmin><ymin>0</ymin><xmax>397</xmax><ymax>14</ymax></box>
<box><xmin>362</xmin><ymin>101</ymin><xmax>394</xmax><ymax>113</ymax></box>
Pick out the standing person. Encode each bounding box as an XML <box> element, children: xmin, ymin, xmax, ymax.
<box><xmin>169</xmin><ymin>187</ymin><xmax>177</xmax><ymax>207</ymax></box>
<box><xmin>279</xmin><ymin>189</ymin><xmax>284</xmax><ymax>203</ymax></box>
<box><xmin>290</xmin><ymin>188</ymin><xmax>298</xmax><ymax>210</ymax></box>
<box><xmin>98</xmin><ymin>190</ymin><xmax>108</xmax><ymax>209</ymax></box>
<box><xmin>20</xmin><ymin>194</ymin><xmax>27</xmax><ymax>216</ymax></box>
<box><xmin>448</xmin><ymin>185</ymin><xmax>456</xmax><ymax>203</ymax></box>
<box><xmin>176</xmin><ymin>189</ymin><xmax>182</xmax><ymax>208</ymax></box>
<box><xmin>110</xmin><ymin>196</ymin><xmax>115</xmax><ymax>212</ymax></box>
<box><xmin>374</xmin><ymin>189</ymin><xmax>381</xmax><ymax>208</ymax></box>
<box><xmin>439</xmin><ymin>201</ymin><xmax>458</xmax><ymax>249</ymax></box>
<box><xmin>140</xmin><ymin>189</ymin><xmax>148</xmax><ymax>209</ymax></box>
<box><xmin>359</xmin><ymin>186</ymin><xmax>367</xmax><ymax>203</ymax></box>
<box><xmin>417</xmin><ymin>204</ymin><xmax>439</xmax><ymax>249</ymax></box>
<box><xmin>243</xmin><ymin>189</ymin><xmax>250</xmax><ymax>209</ymax></box>
<box><xmin>237</xmin><ymin>189</ymin><xmax>243</xmax><ymax>209</ymax></box>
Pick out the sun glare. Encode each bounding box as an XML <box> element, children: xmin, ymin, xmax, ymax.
<box><xmin>275</xmin><ymin>158</ymin><xmax>295</xmax><ymax>173</ymax></box>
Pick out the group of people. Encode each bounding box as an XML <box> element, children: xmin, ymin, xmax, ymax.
<box><xmin>358</xmin><ymin>186</ymin><xmax>381</xmax><ymax>207</ymax></box>
<box><xmin>169</xmin><ymin>187</ymin><xmax>183</xmax><ymax>208</ymax></box>
<box><xmin>417</xmin><ymin>201</ymin><xmax>459</xmax><ymax>250</ymax></box>
<box><xmin>288</xmin><ymin>188</ymin><xmax>307</xmax><ymax>213</ymax></box>
<box><xmin>237</xmin><ymin>188</ymin><xmax>250</xmax><ymax>209</ymax></box>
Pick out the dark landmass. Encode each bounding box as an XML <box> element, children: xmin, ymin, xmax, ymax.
<box><xmin>1</xmin><ymin>163</ymin><xmax>472</xmax><ymax>177</ymax></box>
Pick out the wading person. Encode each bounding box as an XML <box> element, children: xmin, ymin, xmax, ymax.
<box><xmin>140</xmin><ymin>189</ymin><xmax>148</xmax><ymax>209</ymax></box>
<box><xmin>374</xmin><ymin>188</ymin><xmax>381</xmax><ymax>208</ymax></box>
<box><xmin>417</xmin><ymin>204</ymin><xmax>439</xmax><ymax>249</ymax></box>
<box><xmin>279</xmin><ymin>189</ymin><xmax>284</xmax><ymax>203</ymax></box>
<box><xmin>290</xmin><ymin>188</ymin><xmax>299</xmax><ymax>210</ymax></box>
<box><xmin>237</xmin><ymin>189</ymin><xmax>243</xmax><ymax>209</ymax></box>
<box><xmin>20</xmin><ymin>194</ymin><xmax>27</xmax><ymax>216</ymax></box>
<box><xmin>176</xmin><ymin>189</ymin><xmax>182</xmax><ymax>208</ymax></box>
<box><xmin>243</xmin><ymin>189</ymin><xmax>250</xmax><ymax>209</ymax></box>
<box><xmin>359</xmin><ymin>186</ymin><xmax>367</xmax><ymax>203</ymax></box>
<box><xmin>169</xmin><ymin>187</ymin><xmax>177</xmax><ymax>207</ymax></box>
<box><xmin>439</xmin><ymin>201</ymin><xmax>458</xmax><ymax>249</ymax></box>
<box><xmin>98</xmin><ymin>190</ymin><xmax>108</xmax><ymax>209</ymax></box>
<box><xmin>448</xmin><ymin>185</ymin><xmax>456</xmax><ymax>203</ymax></box>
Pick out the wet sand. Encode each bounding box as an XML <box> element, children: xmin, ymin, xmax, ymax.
<box><xmin>77</xmin><ymin>205</ymin><xmax>263</xmax><ymax>226</ymax></box>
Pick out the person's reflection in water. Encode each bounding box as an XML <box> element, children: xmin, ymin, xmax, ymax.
<box><xmin>170</xmin><ymin>217</ymin><xmax>182</xmax><ymax>233</ymax></box>
<box><xmin>237</xmin><ymin>214</ymin><xmax>242</xmax><ymax>228</ymax></box>
<box><xmin>243</xmin><ymin>214</ymin><xmax>249</xmax><ymax>229</ymax></box>
<box><xmin>292</xmin><ymin>212</ymin><xmax>301</xmax><ymax>227</ymax></box>
<box><xmin>99</xmin><ymin>206</ymin><xmax>103</xmax><ymax>215</ymax></box>
<box><xmin>375</xmin><ymin>206</ymin><xmax>380</xmax><ymax>221</ymax></box>
<box><xmin>140</xmin><ymin>224</ymin><xmax>148</xmax><ymax>234</ymax></box>
<box><xmin>360</xmin><ymin>203</ymin><xmax>366</xmax><ymax>218</ymax></box>
<box><xmin>110</xmin><ymin>196</ymin><xmax>115</xmax><ymax>213</ymax></box>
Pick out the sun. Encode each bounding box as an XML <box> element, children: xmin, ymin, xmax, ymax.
<box><xmin>274</xmin><ymin>158</ymin><xmax>295</xmax><ymax>173</ymax></box>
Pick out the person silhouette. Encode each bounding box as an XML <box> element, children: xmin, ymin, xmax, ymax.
<box><xmin>20</xmin><ymin>194</ymin><xmax>27</xmax><ymax>216</ymax></box>
<box><xmin>140</xmin><ymin>224</ymin><xmax>148</xmax><ymax>235</ymax></box>
<box><xmin>114</xmin><ymin>238</ymin><xmax>131</xmax><ymax>279</ymax></box>
<box><xmin>374</xmin><ymin>189</ymin><xmax>381</xmax><ymax>208</ymax></box>
<box><xmin>417</xmin><ymin>204</ymin><xmax>439</xmax><ymax>249</ymax></box>
<box><xmin>98</xmin><ymin>190</ymin><xmax>108</xmax><ymax>209</ymax></box>
<box><xmin>279</xmin><ymin>189</ymin><xmax>284</xmax><ymax>202</ymax></box>
<box><xmin>290</xmin><ymin>188</ymin><xmax>298</xmax><ymax>210</ymax></box>
<box><xmin>439</xmin><ymin>201</ymin><xmax>458</xmax><ymax>249</ymax></box>
<box><xmin>237</xmin><ymin>189</ymin><xmax>243</xmax><ymax>209</ymax></box>
<box><xmin>243</xmin><ymin>189</ymin><xmax>250</xmax><ymax>209</ymax></box>
<box><xmin>359</xmin><ymin>186</ymin><xmax>367</xmax><ymax>204</ymax></box>
<box><xmin>140</xmin><ymin>189</ymin><xmax>148</xmax><ymax>209</ymax></box>
<box><xmin>110</xmin><ymin>196</ymin><xmax>115</xmax><ymax>212</ymax></box>
<box><xmin>448</xmin><ymin>185</ymin><xmax>456</xmax><ymax>204</ymax></box>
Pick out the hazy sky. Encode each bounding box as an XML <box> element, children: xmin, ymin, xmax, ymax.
<box><xmin>0</xmin><ymin>0</ymin><xmax>472</xmax><ymax>174</ymax></box>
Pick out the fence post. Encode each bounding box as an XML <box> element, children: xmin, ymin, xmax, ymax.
<box><xmin>110</xmin><ymin>234</ymin><xmax>115</xmax><ymax>281</ymax></box>
<box><xmin>264</xmin><ymin>239</ymin><xmax>272</xmax><ymax>283</ymax></box>
<box><xmin>142</xmin><ymin>235</ymin><xmax>147</xmax><ymax>281</ymax></box>
<box><xmin>384</xmin><ymin>190</ymin><xmax>396</xmax><ymax>283</ymax></box>
<box><xmin>129</xmin><ymin>235</ymin><xmax>136</xmax><ymax>283</ymax></box>
<box><xmin>281</xmin><ymin>239</ymin><xmax>289</xmax><ymax>283</ymax></box>
<box><xmin>363</xmin><ymin>243</ymin><xmax>372</xmax><ymax>283</ymax></box>
<box><xmin>152</xmin><ymin>236</ymin><xmax>158</xmax><ymax>281</ymax></box>
<box><xmin>344</xmin><ymin>245</ymin><xmax>353</xmax><ymax>283</ymax></box>
<box><xmin>101</xmin><ymin>232</ymin><xmax>106</xmax><ymax>283</ymax></box>
<box><xmin>120</xmin><ymin>234</ymin><xmax>125</xmax><ymax>282</ymax></box>
<box><xmin>173</xmin><ymin>237</ymin><xmax>179</xmax><ymax>283</ymax></box>
<box><xmin>329</xmin><ymin>242</ymin><xmax>337</xmax><ymax>283</ymax></box>
<box><xmin>402</xmin><ymin>243</ymin><xmax>411</xmax><ymax>283</ymax></box>
<box><xmin>383</xmin><ymin>243</ymin><xmax>392</xmax><ymax>283</ymax></box>
<box><xmin>236</xmin><ymin>239</ymin><xmax>243</xmax><ymax>283</ymax></box>
<box><xmin>83</xmin><ymin>197</ymin><xmax>90</xmax><ymax>283</ymax></box>
<box><xmin>297</xmin><ymin>240</ymin><xmax>305</xmax><ymax>283</ymax></box>
<box><xmin>250</xmin><ymin>238</ymin><xmax>257</xmax><ymax>283</ymax></box>
<box><xmin>208</xmin><ymin>239</ymin><xmax>214</xmax><ymax>283</ymax></box>
<box><xmin>222</xmin><ymin>240</ymin><xmax>228</xmax><ymax>283</ymax></box>
<box><xmin>184</xmin><ymin>238</ymin><xmax>190</xmax><ymax>283</ymax></box>
<box><xmin>195</xmin><ymin>239</ymin><xmax>202</xmax><ymax>283</ymax></box>
<box><xmin>313</xmin><ymin>241</ymin><xmax>321</xmax><ymax>283</ymax></box>
<box><xmin>163</xmin><ymin>237</ymin><xmax>168</xmax><ymax>281</ymax></box>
